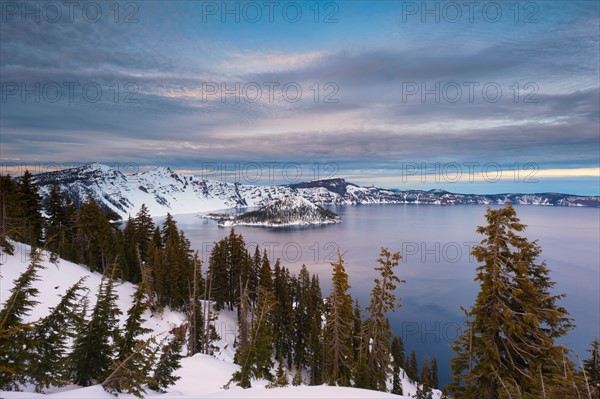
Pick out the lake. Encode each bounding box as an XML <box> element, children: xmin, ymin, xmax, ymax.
<box><xmin>158</xmin><ymin>204</ymin><xmax>600</xmax><ymax>387</ymax></box>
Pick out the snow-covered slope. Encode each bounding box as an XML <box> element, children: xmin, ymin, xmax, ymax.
<box><xmin>210</xmin><ymin>196</ymin><xmax>342</xmax><ymax>227</ymax></box>
<box><xmin>0</xmin><ymin>242</ymin><xmax>438</xmax><ymax>399</ymax></box>
<box><xmin>33</xmin><ymin>163</ymin><xmax>599</xmax><ymax>220</ymax></box>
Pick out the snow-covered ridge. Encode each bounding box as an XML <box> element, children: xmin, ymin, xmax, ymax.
<box><xmin>0</xmin><ymin>243</ymin><xmax>436</xmax><ymax>399</ymax></box>
<box><xmin>208</xmin><ymin>196</ymin><xmax>342</xmax><ymax>227</ymax></box>
<box><xmin>33</xmin><ymin>163</ymin><xmax>600</xmax><ymax>219</ymax></box>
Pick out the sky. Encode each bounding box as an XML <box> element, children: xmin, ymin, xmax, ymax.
<box><xmin>0</xmin><ymin>0</ymin><xmax>599</xmax><ymax>194</ymax></box>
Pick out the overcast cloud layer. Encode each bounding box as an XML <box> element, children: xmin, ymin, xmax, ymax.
<box><xmin>1</xmin><ymin>1</ymin><xmax>598</xmax><ymax>193</ymax></box>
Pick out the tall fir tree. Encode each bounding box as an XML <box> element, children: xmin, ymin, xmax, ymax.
<box><xmin>324</xmin><ymin>252</ymin><xmax>354</xmax><ymax>387</ymax></box>
<box><xmin>307</xmin><ymin>274</ymin><xmax>324</xmax><ymax>386</ymax></box>
<box><xmin>70</xmin><ymin>266</ymin><xmax>122</xmax><ymax>386</ymax></box>
<box><xmin>449</xmin><ymin>204</ymin><xmax>573</xmax><ymax>399</ymax></box>
<box><xmin>363</xmin><ymin>247</ymin><xmax>404</xmax><ymax>391</ymax></box>
<box><xmin>0</xmin><ymin>174</ymin><xmax>20</xmax><ymax>254</ymax></box>
<box><xmin>30</xmin><ymin>277</ymin><xmax>87</xmax><ymax>392</ymax></box>
<box><xmin>149</xmin><ymin>327</ymin><xmax>184</xmax><ymax>392</ymax></box>
<box><xmin>584</xmin><ymin>337</ymin><xmax>600</xmax><ymax>399</ymax></box>
<box><xmin>232</xmin><ymin>285</ymin><xmax>276</xmax><ymax>388</ymax></box>
<box><xmin>118</xmin><ymin>281</ymin><xmax>152</xmax><ymax>361</ymax></box>
<box><xmin>17</xmin><ymin>170</ymin><xmax>43</xmax><ymax>246</ymax></box>
<box><xmin>408</xmin><ymin>351</ymin><xmax>419</xmax><ymax>382</ymax></box>
<box><xmin>390</xmin><ymin>336</ymin><xmax>405</xmax><ymax>395</ymax></box>
<box><xmin>430</xmin><ymin>356</ymin><xmax>439</xmax><ymax>390</ymax></box>
<box><xmin>74</xmin><ymin>196</ymin><xmax>116</xmax><ymax>273</ymax></box>
<box><xmin>0</xmin><ymin>250</ymin><xmax>43</xmax><ymax>390</ymax></box>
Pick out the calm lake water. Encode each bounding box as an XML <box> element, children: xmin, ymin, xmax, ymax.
<box><xmin>159</xmin><ymin>204</ymin><xmax>600</xmax><ymax>387</ymax></box>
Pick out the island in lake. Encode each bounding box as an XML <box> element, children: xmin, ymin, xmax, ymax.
<box><xmin>203</xmin><ymin>196</ymin><xmax>342</xmax><ymax>227</ymax></box>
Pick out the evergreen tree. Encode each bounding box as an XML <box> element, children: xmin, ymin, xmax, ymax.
<box><xmin>134</xmin><ymin>204</ymin><xmax>155</xmax><ymax>261</ymax></box>
<box><xmin>70</xmin><ymin>267</ymin><xmax>122</xmax><ymax>386</ymax></box>
<box><xmin>118</xmin><ymin>281</ymin><xmax>152</xmax><ymax>361</ymax></box>
<box><xmin>102</xmin><ymin>337</ymin><xmax>157</xmax><ymax>398</ymax></box>
<box><xmin>0</xmin><ymin>250</ymin><xmax>43</xmax><ymax>390</ymax></box>
<box><xmin>121</xmin><ymin>217</ymin><xmax>140</xmax><ymax>282</ymax></box>
<box><xmin>45</xmin><ymin>183</ymin><xmax>67</xmax><ymax>255</ymax></box>
<box><xmin>391</xmin><ymin>335</ymin><xmax>405</xmax><ymax>369</ymax></box>
<box><xmin>448</xmin><ymin>308</ymin><xmax>476</xmax><ymax>397</ymax></box>
<box><xmin>390</xmin><ymin>336</ymin><xmax>405</xmax><ymax>395</ymax></box>
<box><xmin>30</xmin><ymin>277</ymin><xmax>87</xmax><ymax>392</ymax></box>
<box><xmin>292</xmin><ymin>264</ymin><xmax>311</xmax><ymax>371</ymax></box>
<box><xmin>162</xmin><ymin>213</ymin><xmax>193</xmax><ymax>309</ymax></box>
<box><xmin>73</xmin><ymin>196</ymin><xmax>116</xmax><ymax>273</ymax></box>
<box><xmin>272</xmin><ymin>260</ymin><xmax>293</xmax><ymax>365</ymax></box>
<box><xmin>232</xmin><ymin>284</ymin><xmax>276</xmax><ymax>388</ymax></box>
<box><xmin>17</xmin><ymin>170</ymin><xmax>43</xmax><ymax>246</ymax></box>
<box><xmin>307</xmin><ymin>274</ymin><xmax>324</xmax><ymax>386</ymax></box>
<box><xmin>421</xmin><ymin>355</ymin><xmax>432</xmax><ymax>395</ymax></box>
<box><xmin>292</xmin><ymin>368</ymin><xmax>303</xmax><ymax>386</ymax></box>
<box><xmin>430</xmin><ymin>356</ymin><xmax>439</xmax><ymax>390</ymax></box>
<box><xmin>408</xmin><ymin>351</ymin><xmax>418</xmax><ymax>382</ymax></box>
<box><xmin>150</xmin><ymin>327</ymin><xmax>184</xmax><ymax>392</ymax></box>
<box><xmin>0</xmin><ymin>174</ymin><xmax>20</xmax><ymax>254</ymax></box>
<box><xmin>364</xmin><ymin>247</ymin><xmax>404</xmax><ymax>391</ymax></box>
<box><xmin>324</xmin><ymin>252</ymin><xmax>354</xmax><ymax>387</ymax></box>
<box><xmin>268</xmin><ymin>356</ymin><xmax>289</xmax><ymax>388</ymax></box>
<box><xmin>584</xmin><ymin>337</ymin><xmax>600</xmax><ymax>398</ymax></box>
<box><xmin>450</xmin><ymin>204</ymin><xmax>573</xmax><ymax>399</ymax></box>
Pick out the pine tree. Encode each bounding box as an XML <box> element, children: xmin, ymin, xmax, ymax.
<box><xmin>390</xmin><ymin>335</ymin><xmax>405</xmax><ymax>395</ymax></box>
<box><xmin>232</xmin><ymin>284</ymin><xmax>276</xmax><ymax>388</ymax></box>
<box><xmin>134</xmin><ymin>204</ymin><xmax>155</xmax><ymax>261</ymax></box>
<box><xmin>0</xmin><ymin>250</ymin><xmax>43</xmax><ymax>390</ymax></box>
<box><xmin>391</xmin><ymin>335</ymin><xmax>405</xmax><ymax>369</ymax></box>
<box><xmin>269</xmin><ymin>356</ymin><xmax>289</xmax><ymax>388</ymax></box>
<box><xmin>364</xmin><ymin>247</ymin><xmax>404</xmax><ymax>391</ymax></box>
<box><xmin>162</xmin><ymin>214</ymin><xmax>193</xmax><ymax>309</ymax></box>
<box><xmin>584</xmin><ymin>338</ymin><xmax>600</xmax><ymax>399</ymax></box>
<box><xmin>74</xmin><ymin>196</ymin><xmax>116</xmax><ymax>273</ymax></box>
<box><xmin>70</xmin><ymin>267</ymin><xmax>122</xmax><ymax>386</ymax></box>
<box><xmin>103</xmin><ymin>337</ymin><xmax>157</xmax><ymax>398</ymax></box>
<box><xmin>0</xmin><ymin>174</ymin><xmax>20</xmax><ymax>255</ymax></box>
<box><xmin>118</xmin><ymin>281</ymin><xmax>152</xmax><ymax>361</ymax></box>
<box><xmin>448</xmin><ymin>308</ymin><xmax>476</xmax><ymax>398</ymax></box>
<box><xmin>150</xmin><ymin>327</ymin><xmax>184</xmax><ymax>392</ymax></box>
<box><xmin>421</xmin><ymin>355</ymin><xmax>432</xmax><ymax>395</ymax></box>
<box><xmin>408</xmin><ymin>351</ymin><xmax>418</xmax><ymax>382</ymax></box>
<box><xmin>450</xmin><ymin>204</ymin><xmax>573</xmax><ymax>399</ymax></box>
<box><xmin>430</xmin><ymin>356</ymin><xmax>439</xmax><ymax>390</ymax></box>
<box><xmin>292</xmin><ymin>368</ymin><xmax>303</xmax><ymax>386</ymax></box>
<box><xmin>307</xmin><ymin>274</ymin><xmax>324</xmax><ymax>386</ymax></box>
<box><xmin>273</xmin><ymin>260</ymin><xmax>293</xmax><ymax>365</ymax></box>
<box><xmin>188</xmin><ymin>252</ymin><xmax>209</xmax><ymax>356</ymax></box>
<box><xmin>45</xmin><ymin>183</ymin><xmax>67</xmax><ymax>256</ymax></box>
<box><xmin>292</xmin><ymin>264</ymin><xmax>311</xmax><ymax>371</ymax></box>
<box><xmin>324</xmin><ymin>252</ymin><xmax>354</xmax><ymax>387</ymax></box>
<box><xmin>17</xmin><ymin>170</ymin><xmax>43</xmax><ymax>246</ymax></box>
<box><xmin>30</xmin><ymin>277</ymin><xmax>87</xmax><ymax>392</ymax></box>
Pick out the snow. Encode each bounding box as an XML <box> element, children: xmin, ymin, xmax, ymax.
<box><xmin>1</xmin><ymin>242</ymin><xmax>440</xmax><ymax>399</ymax></box>
<box><xmin>33</xmin><ymin>164</ymin><xmax>599</xmax><ymax>220</ymax></box>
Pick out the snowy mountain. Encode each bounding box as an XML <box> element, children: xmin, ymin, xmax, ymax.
<box><xmin>206</xmin><ymin>196</ymin><xmax>342</xmax><ymax>227</ymax></box>
<box><xmin>0</xmin><ymin>242</ymin><xmax>438</xmax><ymax>398</ymax></box>
<box><xmin>32</xmin><ymin>163</ymin><xmax>599</xmax><ymax>219</ymax></box>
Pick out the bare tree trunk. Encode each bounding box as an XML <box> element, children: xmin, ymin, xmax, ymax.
<box><xmin>204</xmin><ymin>274</ymin><xmax>213</xmax><ymax>355</ymax></box>
<box><xmin>189</xmin><ymin>253</ymin><xmax>199</xmax><ymax>356</ymax></box>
